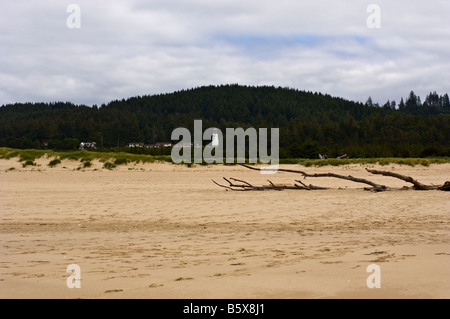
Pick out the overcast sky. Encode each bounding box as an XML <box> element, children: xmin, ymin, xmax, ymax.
<box><xmin>1</xmin><ymin>0</ymin><xmax>449</xmax><ymax>106</ymax></box>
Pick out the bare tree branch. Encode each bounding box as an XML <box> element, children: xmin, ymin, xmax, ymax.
<box><xmin>230</xmin><ymin>178</ymin><xmax>253</xmax><ymax>187</ymax></box>
<box><xmin>239</xmin><ymin>164</ymin><xmax>387</xmax><ymax>191</ymax></box>
<box><xmin>366</xmin><ymin>169</ymin><xmax>450</xmax><ymax>191</ymax></box>
<box><xmin>294</xmin><ymin>180</ymin><xmax>329</xmax><ymax>190</ymax></box>
<box><xmin>240</xmin><ymin>164</ymin><xmax>307</xmax><ymax>175</ymax></box>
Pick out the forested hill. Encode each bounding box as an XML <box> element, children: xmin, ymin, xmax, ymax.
<box><xmin>1</xmin><ymin>85</ymin><xmax>449</xmax><ymax>158</ymax></box>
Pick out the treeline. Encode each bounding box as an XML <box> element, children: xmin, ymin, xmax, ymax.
<box><xmin>0</xmin><ymin>85</ymin><xmax>449</xmax><ymax>158</ymax></box>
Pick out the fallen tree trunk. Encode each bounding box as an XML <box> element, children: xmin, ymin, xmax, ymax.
<box><xmin>366</xmin><ymin>169</ymin><xmax>450</xmax><ymax>191</ymax></box>
<box><xmin>297</xmin><ymin>172</ymin><xmax>387</xmax><ymax>192</ymax></box>
<box><xmin>212</xmin><ymin>165</ymin><xmax>449</xmax><ymax>192</ymax></box>
<box><xmin>240</xmin><ymin>164</ymin><xmax>388</xmax><ymax>192</ymax></box>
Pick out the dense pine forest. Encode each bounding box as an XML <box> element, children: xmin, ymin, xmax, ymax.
<box><xmin>1</xmin><ymin>85</ymin><xmax>449</xmax><ymax>158</ymax></box>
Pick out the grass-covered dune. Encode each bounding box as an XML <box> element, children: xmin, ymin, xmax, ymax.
<box><xmin>1</xmin><ymin>147</ymin><xmax>450</xmax><ymax>168</ymax></box>
<box><xmin>279</xmin><ymin>157</ymin><xmax>450</xmax><ymax>167</ymax></box>
<box><xmin>0</xmin><ymin>147</ymin><xmax>172</xmax><ymax>168</ymax></box>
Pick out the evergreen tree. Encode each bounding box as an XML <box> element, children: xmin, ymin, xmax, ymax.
<box><xmin>391</xmin><ymin>100</ymin><xmax>396</xmax><ymax>110</ymax></box>
<box><xmin>365</xmin><ymin>97</ymin><xmax>374</xmax><ymax>107</ymax></box>
<box><xmin>425</xmin><ymin>91</ymin><xmax>440</xmax><ymax>107</ymax></box>
<box><xmin>398</xmin><ymin>98</ymin><xmax>405</xmax><ymax>110</ymax></box>
<box><xmin>406</xmin><ymin>91</ymin><xmax>418</xmax><ymax>108</ymax></box>
<box><xmin>442</xmin><ymin>94</ymin><xmax>450</xmax><ymax>108</ymax></box>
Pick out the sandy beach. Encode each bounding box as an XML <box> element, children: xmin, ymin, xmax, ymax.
<box><xmin>0</xmin><ymin>157</ymin><xmax>449</xmax><ymax>299</ymax></box>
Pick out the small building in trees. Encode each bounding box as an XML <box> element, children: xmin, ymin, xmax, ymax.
<box><xmin>155</xmin><ymin>142</ymin><xmax>172</xmax><ymax>148</ymax></box>
<box><xmin>79</xmin><ymin>142</ymin><xmax>97</xmax><ymax>150</ymax></box>
<box><xmin>127</xmin><ymin>142</ymin><xmax>144</xmax><ymax>148</ymax></box>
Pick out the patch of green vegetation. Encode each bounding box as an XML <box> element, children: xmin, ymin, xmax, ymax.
<box><xmin>22</xmin><ymin>160</ymin><xmax>36</xmax><ymax>168</ymax></box>
<box><xmin>48</xmin><ymin>158</ymin><xmax>61</xmax><ymax>167</ymax></box>
<box><xmin>114</xmin><ymin>157</ymin><xmax>128</xmax><ymax>165</ymax></box>
<box><xmin>82</xmin><ymin>161</ymin><xmax>92</xmax><ymax>168</ymax></box>
<box><xmin>3</xmin><ymin>151</ymin><xmax>20</xmax><ymax>159</ymax></box>
<box><xmin>19</xmin><ymin>152</ymin><xmax>37</xmax><ymax>162</ymax></box>
<box><xmin>103</xmin><ymin>162</ymin><xmax>116</xmax><ymax>170</ymax></box>
<box><xmin>58</xmin><ymin>151</ymin><xmax>85</xmax><ymax>161</ymax></box>
<box><xmin>0</xmin><ymin>148</ymin><xmax>51</xmax><ymax>162</ymax></box>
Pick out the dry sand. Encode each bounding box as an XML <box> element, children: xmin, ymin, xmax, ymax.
<box><xmin>0</xmin><ymin>157</ymin><xmax>449</xmax><ymax>299</ymax></box>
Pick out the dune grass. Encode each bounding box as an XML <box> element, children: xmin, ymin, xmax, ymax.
<box><xmin>22</xmin><ymin>160</ymin><xmax>36</xmax><ymax>168</ymax></box>
<box><xmin>48</xmin><ymin>158</ymin><xmax>62</xmax><ymax>167</ymax></box>
<box><xmin>281</xmin><ymin>157</ymin><xmax>450</xmax><ymax>167</ymax></box>
<box><xmin>103</xmin><ymin>162</ymin><xmax>117</xmax><ymax>170</ymax></box>
<box><xmin>0</xmin><ymin>148</ymin><xmax>172</xmax><ymax>166</ymax></box>
<box><xmin>1</xmin><ymin>147</ymin><xmax>449</xmax><ymax>168</ymax></box>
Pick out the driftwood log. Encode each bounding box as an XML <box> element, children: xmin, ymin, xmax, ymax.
<box><xmin>366</xmin><ymin>169</ymin><xmax>450</xmax><ymax>191</ymax></box>
<box><xmin>238</xmin><ymin>164</ymin><xmax>388</xmax><ymax>192</ymax></box>
<box><xmin>212</xmin><ymin>164</ymin><xmax>450</xmax><ymax>192</ymax></box>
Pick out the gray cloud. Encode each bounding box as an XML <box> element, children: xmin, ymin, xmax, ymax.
<box><xmin>0</xmin><ymin>0</ymin><xmax>449</xmax><ymax>106</ymax></box>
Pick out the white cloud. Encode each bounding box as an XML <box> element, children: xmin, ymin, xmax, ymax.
<box><xmin>0</xmin><ymin>0</ymin><xmax>449</xmax><ymax>106</ymax></box>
